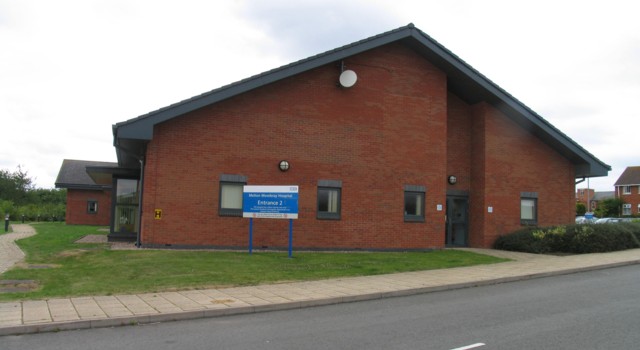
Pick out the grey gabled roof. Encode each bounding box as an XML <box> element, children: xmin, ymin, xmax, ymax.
<box><xmin>112</xmin><ymin>23</ymin><xmax>610</xmax><ymax>177</ymax></box>
<box><xmin>55</xmin><ymin>159</ymin><xmax>118</xmax><ymax>190</ymax></box>
<box><xmin>592</xmin><ymin>191</ymin><xmax>615</xmax><ymax>201</ymax></box>
<box><xmin>614</xmin><ymin>166</ymin><xmax>640</xmax><ymax>186</ymax></box>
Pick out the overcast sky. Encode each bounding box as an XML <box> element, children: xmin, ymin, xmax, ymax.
<box><xmin>1</xmin><ymin>0</ymin><xmax>638</xmax><ymax>191</ymax></box>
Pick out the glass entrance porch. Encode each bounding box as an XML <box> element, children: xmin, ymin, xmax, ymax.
<box><xmin>111</xmin><ymin>178</ymin><xmax>139</xmax><ymax>241</ymax></box>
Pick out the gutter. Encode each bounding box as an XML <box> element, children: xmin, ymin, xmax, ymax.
<box><xmin>136</xmin><ymin>158</ymin><xmax>145</xmax><ymax>248</ymax></box>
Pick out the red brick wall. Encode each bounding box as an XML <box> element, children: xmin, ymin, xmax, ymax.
<box><xmin>447</xmin><ymin>93</ymin><xmax>472</xmax><ymax>191</ymax></box>
<box><xmin>470</xmin><ymin>102</ymin><xmax>575</xmax><ymax>247</ymax></box>
<box><xmin>576</xmin><ymin>188</ymin><xmax>595</xmax><ymax>204</ymax></box>
<box><xmin>65</xmin><ymin>189</ymin><xmax>112</xmax><ymax>226</ymax></box>
<box><xmin>617</xmin><ymin>186</ymin><xmax>640</xmax><ymax>215</ymax></box>
<box><xmin>138</xmin><ymin>42</ymin><xmax>577</xmax><ymax>250</ymax></box>
<box><xmin>141</xmin><ymin>43</ymin><xmax>448</xmax><ymax>249</ymax></box>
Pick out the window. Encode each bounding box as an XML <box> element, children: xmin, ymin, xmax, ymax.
<box><xmin>637</xmin><ymin>204</ymin><xmax>640</xmax><ymax>214</ymax></box>
<box><xmin>87</xmin><ymin>200</ymin><xmax>98</xmax><ymax>214</ymax></box>
<box><xmin>623</xmin><ymin>186</ymin><xmax>631</xmax><ymax>194</ymax></box>
<box><xmin>114</xmin><ymin>178</ymin><xmax>139</xmax><ymax>233</ymax></box>
<box><xmin>521</xmin><ymin>192</ymin><xmax>538</xmax><ymax>225</ymax></box>
<box><xmin>219</xmin><ymin>174</ymin><xmax>247</xmax><ymax>217</ymax></box>
<box><xmin>404</xmin><ymin>185</ymin><xmax>425</xmax><ymax>222</ymax></box>
<box><xmin>317</xmin><ymin>180</ymin><xmax>342</xmax><ymax>220</ymax></box>
<box><xmin>623</xmin><ymin>203</ymin><xmax>632</xmax><ymax>216</ymax></box>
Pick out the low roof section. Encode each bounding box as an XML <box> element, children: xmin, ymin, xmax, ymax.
<box><xmin>614</xmin><ymin>166</ymin><xmax>640</xmax><ymax>186</ymax></box>
<box><xmin>112</xmin><ymin>23</ymin><xmax>610</xmax><ymax>179</ymax></box>
<box><xmin>592</xmin><ymin>191</ymin><xmax>615</xmax><ymax>201</ymax></box>
<box><xmin>55</xmin><ymin>159</ymin><xmax>118</xmax><ymax>190</ymax></box>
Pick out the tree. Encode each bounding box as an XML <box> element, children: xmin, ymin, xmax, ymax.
<box><xmin>576</xmin><ymin>202</ymin><xmax>586</xmax><ymax>216</ymax></box>
<box><xmin>0</xmin><ymin>165</ymin><xmax>34</xmax><ymax>205</ymax></box>
<box><xmin>0</xmin><ymin>166</ymin><xmax>66</xmax><ymax>221</ymax></box>
<box><xmin>594</xmin><ymin>198</ymin><xmax>624</xmax><ymax>218</ymax></box>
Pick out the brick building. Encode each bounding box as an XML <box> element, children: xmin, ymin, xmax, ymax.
<box><xmin>614</xmin><ymin>166</ymin><xmax>640</xmax><ymax>216</ymax></box>
<box><xmin>55</xmin><ymin>159</ymin><xmax>116</xmax><ymax>226</ymax></box>
<box><xmin>79</xmin><ymin>24</ymin><xmax>608</xmax><ymax>249</ymax></box>
<box><xmin>576</xmin><ymin>188</ymin><xmax>614</xmax><ymax>211</ymax></box>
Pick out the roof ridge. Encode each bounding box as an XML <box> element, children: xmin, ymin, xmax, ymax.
<box><xmin>111</xmin><ymin>23</ymin><xmax>610</xmax><ymax>177</ymax></box>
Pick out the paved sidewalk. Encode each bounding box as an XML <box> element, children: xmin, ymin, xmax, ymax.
<box><xmin>0</xmin><ymin>224</ymin><xmax>36</xmax><ymax>274</ymax></box>
<box><xmin>1</xmin><ymin>225</ymin><xmax>639</xmax><ymax>336</ymax></box>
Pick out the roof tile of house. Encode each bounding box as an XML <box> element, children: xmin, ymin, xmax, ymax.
<box><xmin>614</xmin><ymin>166</ymin><xmax>640</xmax><ymax>186</ymax></box>
<box><xmin>55</xmin><ymin>159</ymin><xmax>117</xmax><ymax>189</ymax></box>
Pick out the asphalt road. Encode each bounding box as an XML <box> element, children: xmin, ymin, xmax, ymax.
<box><xmin>3</xmin><ymin>265</ymin><xmax>640</xmax><ymax>350</ymax></box>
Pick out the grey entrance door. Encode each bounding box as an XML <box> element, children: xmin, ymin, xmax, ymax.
<box><xmin>446</xmin><ymin>196</ymin><xmax>468</xmax><ymax>246</ymax></box>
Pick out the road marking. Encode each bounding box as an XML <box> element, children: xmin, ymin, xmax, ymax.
<box><xmin>450</xmin><ymin>343</ymin><xmax>486</xmax><ymax>350</ymax></box>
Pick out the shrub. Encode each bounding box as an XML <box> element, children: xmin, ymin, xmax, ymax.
<box><xmin>494</xmin><ymin>223</ymin><xmax>640</xmax><ymax>254</ymax></box>
<box><xmin>493</xmin><ymin>227</ymin><xmax>549</xmax><ymax>254</ymax></box>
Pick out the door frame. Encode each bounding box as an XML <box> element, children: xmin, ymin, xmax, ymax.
<box><xmin>445</xmin><ymin>193</ymin><xmax>469</xmax><ymax>247</ymax></box>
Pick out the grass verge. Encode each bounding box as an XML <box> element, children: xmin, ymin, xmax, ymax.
<box><xmin>0</xmin><ymin>223</ymin><xmax>508</xmax><ymax>301</ymax></box>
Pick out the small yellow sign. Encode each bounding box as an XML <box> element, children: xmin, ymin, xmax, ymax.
<box><xmin>154</xmin><ymin>209</ymin><xmax>162</xmax><ymax>220</ymax></box>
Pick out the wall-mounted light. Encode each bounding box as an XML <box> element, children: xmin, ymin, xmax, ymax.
<box><xmin>448</xmin><ymin>175</ymin><xmax>457</xmax><ymax>185</ymax></box>
<box><xmin>279</xmin><ymin>160</ymin><xmax>290</xmax><ymax>172</ymax></box>
<box><xmin>339</xmin><ymin>70</ymin><xmax>357</xmax><ymax>88</ymax></box>
<box><xmin>338</xmin><ymin>60</ymin><xmax>357</xmax><ymax>88</ymax></box>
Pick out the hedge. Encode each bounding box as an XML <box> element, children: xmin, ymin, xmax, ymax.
<box><xmin>493</xmin><ymin>223</ymin><xmax>640</xmax><ymax>254</ymax></box>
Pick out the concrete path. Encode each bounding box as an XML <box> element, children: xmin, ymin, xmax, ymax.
<box><xmin>1</xmin><ymin>225</ymin><xmax>639</xmax><ymax>336</ymax></box>
<box><xmin>0</xmin><ymin>224</ymin><xmax>36</xmax><ymax>274</ymax></box>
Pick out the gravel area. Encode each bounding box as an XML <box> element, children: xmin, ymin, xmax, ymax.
<box><xmin>74</xmin><ymin>235</ymin><xmax>108</xmax><ymax>244</ymax></box>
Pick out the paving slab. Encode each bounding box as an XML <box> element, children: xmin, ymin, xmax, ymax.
<box><xmin>70</xmin><ymin>297</ymin><xmax>107</xmax><ymax>320</ymax></box>
<box><xmin>22</xmin><ymin>300</ymin><xmax>52</xmax><ymax>324</ymax></box>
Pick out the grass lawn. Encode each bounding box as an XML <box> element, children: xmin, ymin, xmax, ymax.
<box><xmin>0</xmin><ymin>223</ymin><xmax>508</xmax><ymax>301</ymax></box>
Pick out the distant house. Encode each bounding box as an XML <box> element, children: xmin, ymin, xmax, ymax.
<box><xmin>576</xmin><ymin>188</ymin><xmax>614</xmax><ymax>211</ymax></box>
<box><xmin>576</xmin><ymin>188</ymin><xmax>594</xmax><ymax>205</ymax></box>
<box><xmin>614</xmin><ymin>166</ymin><xmax>640</xmax><ymax>216</ymax></box>
<box><xmin>591</xmin><ymin>191</ymin><xmax>615</xmax><ymax>211</ymax></box>
<box><xmin>61</xmin><ymin>24</ymin><xmax>610</xmax><ymax>249</ymax></box>
<box><xmin>55</xmin><ymin>159</ymin><xmax>116</xmax><ymax>226</ymax></box>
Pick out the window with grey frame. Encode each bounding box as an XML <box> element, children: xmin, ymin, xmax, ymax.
<box><xmin>219</xmin><ymin>174</ymin><xmax>247</xmax><ymax>217</ymax></box>
<box><xmin>520</xmin><ymin>192</ymin><xmax>538</xmax><ymax>225</ymax></box>
<box><xmin>87</xmin><ymin>200</ymin><xmax>98</xmax><ymax>214</ymax></box>
<box><xmin>622</xmin><ymin>204</ymin><xmax>632</xmax><ymax>216</ymax></box>
<box><xmin>317</xmin><ymin>180</ymin><xmax>342</xmax><ymax>220</ymax></box>
<box><xmin>404</xmin><ymin>185</ymin><xmax>425</xmax><ymax>222</ymax></box>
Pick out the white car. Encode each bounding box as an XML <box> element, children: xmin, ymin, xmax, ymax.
<box><xmin>575</xmin><ymin>216</ymin><xmax>596</xmax><ymax>224</ymax></box>
<box><xmin>595</xmin><ymin>218</ymin><xmax>622</xmax><ymax>224</ymax></box>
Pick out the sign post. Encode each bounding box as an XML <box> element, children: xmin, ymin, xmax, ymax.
<box><xmin>288</xmin><ymin>219</ymin><xmax>293</xmax><ymax>258</ymax></box>
<box><xmin>243</xmin><ymin>185</ymin><xmax>299</xmax><ymax>257</ymax></box>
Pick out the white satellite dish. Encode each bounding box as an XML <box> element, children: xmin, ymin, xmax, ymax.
<box><xmin>339</xmin><ymin>70</ymin><xmax>358</xmax><ymax>88</ymax></box>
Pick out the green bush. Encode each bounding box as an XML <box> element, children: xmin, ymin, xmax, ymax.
<box><xmin>494</xmin><ymin>223</ymin><xmax>640</xmax><ymax>254</ymax></box>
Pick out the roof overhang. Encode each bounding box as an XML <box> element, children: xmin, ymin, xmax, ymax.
<box><xmin>86</xmin><ymin>166</ymin><xmax>140</xmax><ymax>186</ymax></box>
<box><xmin>112</xmin><ymin>24</ymin><xmax>610</xmax><ymax>178</ymax></box>
<box><xmin>54</xmin><ymin>183</ymin><xmax>110</xmax><ymax>191</ymax></box>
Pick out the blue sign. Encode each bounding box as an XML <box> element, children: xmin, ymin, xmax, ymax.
<box><xmin>242</xmin><ymin>185</ymin><xmax>299</xmax><ymax>219</ymax></box>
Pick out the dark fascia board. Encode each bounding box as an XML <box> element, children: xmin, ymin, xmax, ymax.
<box><xmin>404</xmin><ymin>30</ymin><xmax>610</xmax><ymax>177</ymax></box>
<box><xmin>113</xmin><ymin>27</ymin><xmax>409</xmax><ymax>141</ymax></box>
<box><xmin>55</xmin><ymin>182</ymin><xmax>111</xmax><ymax>191</ymax></box>
<box><xmin>112</xmin><ymin>23</ymin><xmax>610</xmax><ymax>177</ymax></box>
